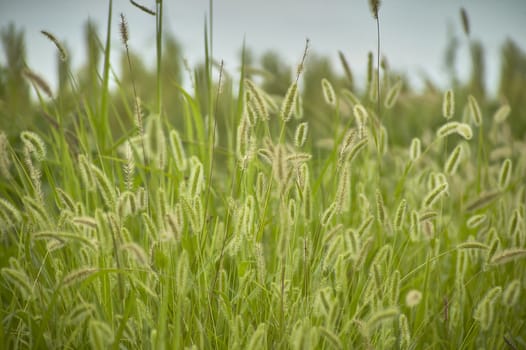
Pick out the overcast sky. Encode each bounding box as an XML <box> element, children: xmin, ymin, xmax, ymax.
<box><xmin>1</xmin><ymin>0</ymin><xmax>525</xmax><ymax>94</ymax></box>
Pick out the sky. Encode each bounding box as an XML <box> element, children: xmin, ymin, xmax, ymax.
<box><xmin>1</xmin><ymin>0</ymin><xmax>525</xmax><ymax>94</ymax></box>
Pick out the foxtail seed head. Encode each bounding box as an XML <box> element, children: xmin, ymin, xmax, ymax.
<box><xmin>119</xmin><ymin>13</ymin><xmax>129</xmax><ymax>46</ymax></box>
<box><xmin>436</xmin><ymin>122</ymin><xmax>460</xmax><ymax>137</ymax></box>
<box><xmin>130</xmin><ymin>0</ymin><xmax>156</xmax><ymax>15</ymax></box>
<box><xmin>442</xmin><ymin>89</ymin><xmax>455</xmax><ymax>119</ymax></box>
<box><xmin>21</xmin><ymin>131</ymin><xmax>46</xmax><ymax>162</ymax></box>
<box><xmin>456</xmin><ymin>123</ymin><xmax>473</xmax><ymax>140</ymax></box>
<box><xmin>0</xmin><ymin>198</ymin><xmax>22</xmax><ymax>230</ymax></box>
<box><xmin>321</xmin><ymin>78</ymin><xmax>336</xmax><ymax>106</ymax></box>
<box><xmin>384</xmin><ymin>80</ymin><xmax>402</xmax><ymax>109</ymax></box>
<box><xmin>399</xmin><ymin>314</ymin><xmax>411</xmax><ymax>349</ymax></box>
<box><xmin>62</xmin><ymin>267</ymin><xmax>97</xmax><ymax>288</ymax></box>
<box><xmin>41</xmin><ymin>30</ymin><xmax>68</xmax><ymax>61</ymax></box>
<box><xmin>169</xmin><ymin>129</ymin><xmax>187</xmax><ymax>171</ymax></box>
<box><xmin>493</xmin><ymin>104</ymin><xmax>511</xmax><ymax>124</ymax></box>
<box><xmin>468</xmin><ymin>95</ymin><xmax>482</xmax><ymax>126</ymax></box>
<box><xmin>445</xmin><ymin>144</ymin><xmax>463</xmax><ymax>176</ymax></box>
<box><xmin>342</xmin><ymin>89</ymin><xmax>360</xmax><ymax>107</ymax></box>
<box><xmin>490</xmin><ymin>248</ymin><xmax>526</xmax><ymax>265</ymax></box>
<box><xmin>409</xmin><ymin>138</ymin><xmax>421</xmax><ymax>161</ymax></box>
<box><xmin>466</xmin><ymin>214</ymin><xmax>487</xmax><ymax>229</ymax></box>
<box><xmin>280</xmin><ymin>82</ymin><xmax>298</xmax><ymax>123</ymax></box>
<box><xmin>394</xmin><ymin>199</ymin><xmax>407</xmax><ymax>230</ymax></box>
<box><xmin>245</xmin><ymin>79</ymin><xmax>269</xmax><ymax>120</ymax></box>
<box><xmin>22</xmin><ymin>69</ymin><xmax>52</xmax><ymax>98</ymax></box>
<box><xmin>423</xmin><ymin>183</ymin><xmax>448</xmax><ymax>208</ymax></box>
<box><xmin>321</xmin><ymin>202</ymin><xmax>337</xmax><ymax>227</ymax></box>
<box><xmin>0</xmin><ymin>132</ymin><xmax>11</xmax><ymax>179</ymax></box>
<box><xmin>294</xmin><ymin>122</ymin><xmax>309</xmax><ymax>148</ymax></box>
<box><xmin>375</xmin><ymin>189</ymin><xmax>386</xmax><ymax>225</ymax></box>
<box><xmin>335</xmin><ymin>164</ymin><xmax>350</xmax><ymax>214</ymax></box>
<box><xmin>498</xmin><ymin>158</ymin><xmax>512</xmax><ymax>190</ymax></box>
<box><xmin>369</xmin><ymin>0</ymin><xmax>381</xmax><ymax>19</ymax></box>
<box><xmin>502</xmin><ymin>280</ymin><xmax>521</xmax><ymax>307</ymax></box>
<box><xmin>366</xmin><ymin>307</ymin><xmax>399</xmax><ymax>332</ymax></box>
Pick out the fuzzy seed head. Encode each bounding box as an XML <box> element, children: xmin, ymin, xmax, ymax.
<box><xmin>130</xmin><ymin>0</ymin><xmax>156</xmax><ymax>15</ymax></box>
<box><xmin>405</xmin><ymin>289</ymin><xmax>423</xmax><ymax>308</ymax></box>
<box><xmin>445</xmin><ymin>144</ymin><xmax>463</xmax><ymax>176</ymax></box>
<box><xmin>502</xmin><ymin>280</ymin><xmax>521</xmax><ymax>307</ymax></box>
<box><xmin>465</xmin><ymin>190</ymin><xmax>500</xmax><ymax>212</ymax></box>
<box><xmin>456</xmin><ymin>123</ymin><xmax>473</xmax><ymax>140</ymax></box>
<box><xmin>376</xmin><ymin>189</ymin><xmax>386</xmax><ymax>225</ymax></box>
<box><xmin>347</xmin><ymin>137</ymin><xmax>368</xmax><ymax>164</ymax></box>
<box><xmin>399</xmin><ymin>314</ymin><xmax>411</xmax><ymax>349</ymax></box>
<box><xmin>294</xmin><ymin>122</ymin><xmax>309</xmax><ymax>148</ymax></box>
<box><xmin>342</xmin><ymin>89</ymin><xmax>361</xmax><ymax>107</ymax></box>
<box><xmin>493</xmin><ymin>105</ymin><xmax>511</xmax><ymax>124</ymax></box>
<box><xmin>384</xmin><ymin>80</ymin><xmax>402</xmax><ymax>109</ymax></box>
<box><xmin>119</xmin><ymin>13</ymin><xmax>129</xmax><ymax>46</ymax></box>
<box><xmin>245</xmin><ymin>79</ymin><xmax>269</xmax><ymax>120</ymax></box>
<box><xmin>498</xmin><ymin>158</ymin><xmax>512</xmax><ymax>190</ymax></box>
<box><xmin>62</xmin><ymin>267</ymin><xmax>97</xmax><ymax>288</ymax></box>
<box><xmin>423</xmin><ymin>183</ymin><xmax>448</xmax><ymax>208</ymax></box>
<box><xmin>335</xmin><ymin>164</ymin><xmax>351</xmax><ymax>214</ymax></box>
<box><xmin>394</xmin><ymin>199</ymin><xmax>407</xmax><ymax>230</ymax></box>
<box><xmin>321</xmin><ymin>202</ymin><xmax>337</xmax><ymax>227</ymax></box>
<box><xmin>321</xmin><ymin>78</ymin><xmax>336</xmax><ymax>106</ymax></box>
<box><xmin>409</xmin><ymin>210</ymin><xmax>420</xmax><ymax>242</ymax></box>
<box><xmin>41</xmin><ymin>30</ymin><xmax>68</xmax><ymax>61</ymax></box>
<box><xmin>366</xmin><ymin>307</ymin><xmax>399</xmax><ymax>332</ymax></box>
<box><xmin>369</xmin><ymin>0</ymin><xmax>381</xmax><ymax>19</ymax></box>
<box><xmin>436</xmin><ymin>121</ymin><xmax>460</xmax><ymax>138</ymax></box>
<box><xmin>466</xmin><ymin>214</ymin><xmax>487</xmax><ymax>229</ymax></box>
<box><xmin>508</xmin><ymin>209</ymin><xmax>521</xmax><ymax>238</ymax></box>
<box><xmin>0</xmin><ymin>132</ymin><xmax>12</xmax><ymax>179</ymax></box>
<box><xmin>474</xmin><ymin>300</ymin><xmax>493</xmax><ymax>331</ymax></box>
<box><xmin>390</xmin><ymin>270</ymin><xmax>401</xmax><ymax>305</ymax></box>
<box><xmin>468</xmin><ymin>95</ymin><xmax>482</xmax><ymax>126</ymax></box>
<box><xmin>22</xmin><ymin>69</ymin><xmax>52</xmax><ymax>98</ymax></box>
<box><xmin>280</xmin><ymin>82</ymin><xmax>298</xmax><ymax>122</ymax></box>
<box><xmin>21</xmin><ymin>131</ymin><xmax>46</xmax><ymax>161</ymax></box>
<box><xmin>0</xmin><ymin>198</ymin><xmax>22</xmax><ymax>230</ymax></box>
<box><xmin>490</xmin><ymin>248</ymin><xmax>526</xmax><ymax>265</ymax></box>
<box><xmin>169</xmin><ymin>129</ymin><xmax>187</xmax><ymax>171</ymax></box>
<box><xmin>354</xmin><ymin>104</ymin><xmax>368</xmax><ymax>126</ymax></box>
<box><xmin>91</xmin><ymin>164</ymin><xmax>116</xmax><ymax>209</ymax></box>
<box><xmin>443</xmin><ymin>89</ymin><xmax>455</xmax><ymax>119</ymax></box>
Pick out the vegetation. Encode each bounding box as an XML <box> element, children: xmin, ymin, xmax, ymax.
<box><xmin>1</xmin><ymin>1</ymin><xmax>525</xmax><ymax>349</ymax></box>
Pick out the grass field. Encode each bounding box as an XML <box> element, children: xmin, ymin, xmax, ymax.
<box><xmin>1</xmin><ymin>1</ymin><xmax>525</xmax><ymax>349</ymax></box>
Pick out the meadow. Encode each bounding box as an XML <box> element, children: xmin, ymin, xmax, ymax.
<box><xmin>1</xmin><ymin>1</ymin><xmax>526</xmax><ymax>348</ymax></box>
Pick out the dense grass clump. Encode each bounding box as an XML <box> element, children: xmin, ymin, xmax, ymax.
<box><xmin>1</xmin><ymin>2</ymin><xmax>526</xmax><ymax>349</ymax></box>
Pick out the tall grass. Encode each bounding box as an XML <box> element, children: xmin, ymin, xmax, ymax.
<box><xmin>1</xmin><ymin>2</ymin><xmax>526</xmax><ymax>349</ymax></box>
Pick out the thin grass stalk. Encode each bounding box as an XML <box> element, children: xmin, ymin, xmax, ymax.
<box><xmin>200</xmin><ymin>61</ymin><xmax>224</xmax><ymax>251</ymax></box>
<box><xmin>155</xmin><ymin>0</ymin><xmax>163</xmax><ymax>113</ymax></box>
<box><xmin>98</xmin><ymin>0</ymin><xmax>113</xmax><ymax>151</ymax></box>
<box><xmin>120</xmin><ymin>13</ymin><xmax>149</xmax><ymax>177</ymax></box>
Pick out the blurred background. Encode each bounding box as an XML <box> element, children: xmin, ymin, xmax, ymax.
<box><xmin>1</xmin><ymin>0</ymin><xmax>526</xmax><ymax>139</ymax></box>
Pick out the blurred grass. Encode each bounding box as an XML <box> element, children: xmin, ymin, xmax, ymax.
<box><xmin>2</xmin><ymin>19</ymin><xmax>526</xmax><ymax>145</ymax></box>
